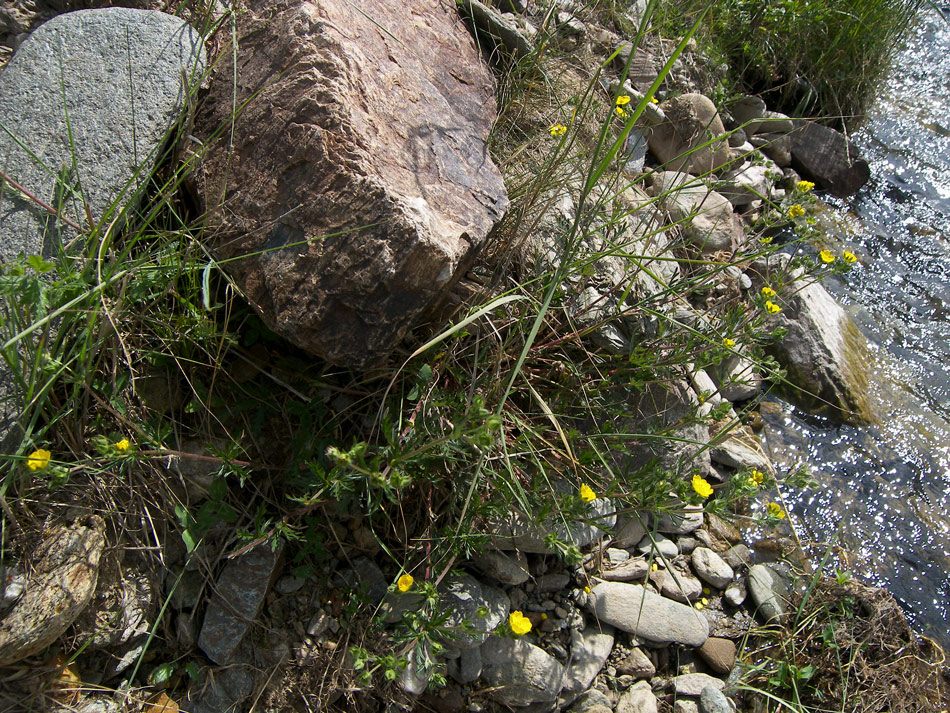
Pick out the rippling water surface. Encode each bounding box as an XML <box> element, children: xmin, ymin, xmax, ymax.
<box><xmin>761</xmin><ymin>10</ymin><xmax>950</xmax><ymax>649</ymax></box>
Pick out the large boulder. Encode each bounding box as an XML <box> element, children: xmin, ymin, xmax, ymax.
<box><xmin>790</xmin><ymin>121</ymin><xmax>870</xmax><ymax>198</ymax></box>
<box><xmin>0</xmin><ymin>8</ymin><xmax>205</xmax><ymax>258</ymax></box>
<box><xmin>766</xmin><ymin>279</ymin><xmax>873</xmax><ymax>424</ymax></box>
<box><xmin>196</xmin><ymin>0</ymin><xmax>508</xmax><ymax>367</ymax></box>
<box><xmin>647</xmin><ymin>93</ymin><xmax>734</xmax><ymax>175</ymax></box>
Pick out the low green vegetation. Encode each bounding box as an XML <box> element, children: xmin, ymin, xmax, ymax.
<box><xmin>0</xmin><ymin>0</ymin><xmax>936</xmax><ymax>710</ymax></box>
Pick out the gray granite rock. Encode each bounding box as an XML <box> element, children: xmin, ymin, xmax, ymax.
<box><xmin>400</xmin><ymin>641</ymin><xmax>434</xmax><ymax>695</ymax></box>
<box><xmin>637</xmin><ymin>533</ymin><xmax>678</xmax><ymax>560</ymax></box>
<box><xmin>766</xmin><ymin>277</ymin><xmax>873</xmax><ymax>424</ymax></box>
<box><xmin>723</xmin><ymin>579</ymin><xmax>747</xmax><ymax>607</ymax></box>
<box><xmin>0</xmin><ymin>8</ymin><xmax>205</xmax><ymax>259</ymax></box>
<box><xmin>560</xmin><ymin>625</ymin><xmax>614</xmax><ymax>700</ymax></box>
<box><xmin>672</xmin><ymin>672</ymin><xmax>725</xmax><ymax>697</ymax></box>
<box><xmin>651</xmin><ymin>568</ymin><xmax>703</xmax><ymax>604</ymax></box>
<box><xmin>470</xmin><ymin>549</ymin><xmax>531</xmax><ymax>586</ymax></box>
<box><xmin>721</xmin><ymin>544</ymin><xmax>752</xmax><ymax>571</ymax></box>
<box><xmin>616</xmin><ymin>647</ymin><xmax>656</xmax><ymax>679</ymax></box>
<box><xmin>691</xmin><ymin>548</ymin><xmax>734</xmax><ymax>589</ymax></box>
<box><xmin>602</xmin><ymin>557</ymin><xmax>650</xmax><ymax>582</ymax></box>
<box><xmin>699</xmin><ymin>686</ymin><xmax>732</xmax><ymax>713</ymax></box>
<box><xmin>492</xmin><ymin>497</ymin><xmax>616</xmax><ymax>554</ymax></box>
<box><xmin>612</xmin><ymin>512</ymin><xmax>651</xmax><ymax>548</ymax></box>
<box><xmin>709</xmin><ymin>429</ymin><xmax>774</xmax><ymax>475</ymax></box>
<box><xmin>186</xmin><ymin>662</ymin><xmax>258</xmax><ymax>713</ymax></box>
<box><xmin>459</xmin><ymin>0</ymin><xmax>532</xmax><ymax>60</ymax></box>
<box><xmin>616</xmin><ymin>680</ymin><xmax>658</xmax><ymax>713</ymax></box>
<box><xmin>789</xmin><ymin>120</ymin><xmax>870</xmax><ymax>198</ymax></box>
<box><xmin>439</xmin><ymin>574</ymin><xmax>509</xmax><ymax>649</ymax></box>
<box><xmin>747</xmin><ymin>564</ymin><xmax>788</xmax><ymax>622</ymax></box>
<box><xmin>587</xmin><ymin>581</ymin><xmax>708</xmax><ymax>647</ymax></box>
<box><xmin>568</xmin><ymin>689</ymin><xmax>613</xmax><ymax>713</ymax></box>
<box><xmin>656</xmin><ymin>506</ymin><xmax>704</xmax><ymax>535</ymax></box>
<box><xmin>198</xmin><ymin>542</ymin><xmax>282</xmax><ymax>665</ymax></box>
<box><xmin>675</xmin><ymin>702</ymin><xmax>700</xmax><ymax>713</ymax></box>
<box><xmin>650</xmin><ymin>172</ymin><xmax>741</xmax><ymax>255</ymax></box>
<box><xmin>480</xmin><ymin>636</ymin><xmax>565</xmax><ymax>706</ymax></box>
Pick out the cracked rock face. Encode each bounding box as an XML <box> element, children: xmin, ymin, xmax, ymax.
<box><xmin>0</xmin><ymin>516</ymin><xmax>105</xmax><ymax>666</ymax></box>
<box><xmin>196</xmin><ymin>0</ymin><xmax>508</xmax><ymax>368</ymax></box>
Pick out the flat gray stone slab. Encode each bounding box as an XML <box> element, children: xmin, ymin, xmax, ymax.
<box><xmin>0</xmin><ymin>8</ymin><xmax>205</xmax><ymax>260</ymax></box>
<box><xmin>587</xmin><ymin>581</ymin><xmax>709</xmax><ymax>647</ymax></box>
<box><xmin>198</xmin><ymin>543</ymin><xmax>282</xmax><ymax>665</ymax></box>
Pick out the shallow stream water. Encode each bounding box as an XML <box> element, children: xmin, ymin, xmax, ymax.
<box><xmin>760</xmin><ymin>9</ymin><xmax>950</xmax><ymax>649</ymax></box>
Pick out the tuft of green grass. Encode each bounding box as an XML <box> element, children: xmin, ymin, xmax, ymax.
<box><xmin>660</xmin><ymin>0</ymin><xmax>925</xmax><ymax>124</ymax></box>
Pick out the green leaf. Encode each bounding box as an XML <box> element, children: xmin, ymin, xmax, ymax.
<box><xmin>150</xmin><ymin>662</ymin><xmax>176</xmax><ymax>685</ymax></box>
<box><xmin>26</xmin><ymin>254</ymin><xmax>54</xmax><ymax>274</ymax></box>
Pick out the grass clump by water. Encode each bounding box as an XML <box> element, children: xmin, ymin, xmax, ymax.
<box><xmin>660</xmin><ymin>0</ymin><xmax>926</xmax><ymax>125</ymax></box>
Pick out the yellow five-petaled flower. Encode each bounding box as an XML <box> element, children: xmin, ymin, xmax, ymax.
<box><xmin>819</xmin><ymin>249</ymin><xmax>835</xmax><ymax>264</ymax></box>
<box><xmin>615</xmin><ymin>106</ymin><xmax>629</xmax><ymax>118</ymax></box>
<box><xmin>397</xmin><ymin>574</ymin><xmax>414</xmax><ymax>593</ymax></box>
<box><xmin>509</xmin><ymin>610</ymin><xmax>532</xmax><ymax>636</ymax></box>
<box><xmin>27</xmin><ymin>448</ymin><xmax>51</xmax><ymax>472</ymax></box>
<box><xmin>722</xmin><ymin>337</ymin><xmax>736</xmax><ymax>348</ymax></box>
<box><xmin>115</xmin><ymin>438</ymin><xmax>131</xmax><ymax>453</ymax></box>
<box><xmin>764</xmin><ymin>300</ymin><xmax>782</xmax><ymax>314</ymax></box>
<box><xmin>761</xmin><ymin>286</ymin><xmax>776</xmax><ymax>298</ymax></box>
<box><xmin>692</xmin><ymin>474</ymin><xmax>713</xmax><ymax>499</ymax></box>
<box><xmin>842</xmin><ymin>251</ymin><xmax>858</xmax><ymax>264</ymax></box>
<box><xmin>766</xmin><ymin>502</ymin><xmax>786</xmax><ymax>519</ymax></box>
<box><xmin>615</xmin><ymin>94</ymin><xmax>631</xmax><ymax>107</ymax></box>
<box><xmin>796</xmin><ymin>180</ymin><xmax>815</xmax><ymax>192</ymax></box>
<box><xmin>788</xmin><ymin>204</ymin><xmax>806</xmax><ymax>218</ymax></box>
<box><xmin>549</xmin><ymin>124</ymin><xmax>567</xmax><ymax>137</ymax></box>
<box><xmin>579</xmin><ymin>483</ymin><xmax>596</xmax><ymax>502</ymax></box>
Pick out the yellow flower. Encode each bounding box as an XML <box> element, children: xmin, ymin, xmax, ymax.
<box><xmin>842</xmin><ymin>251</ymin><xmax>858</xmax><ymax>264</ymax></box>
<box><xmin>397</xmin><ymin>574</ymin><xmax>414</xmax><ymax>593</ymax></box>
<box><xmin>702</xmin><ymin>587</ymin><xmax>710</xmax><ymax>595</ymax></box>
<box><xmin>583</xmin><ymin>585</ymin><xmax>591</xmax><ymax>594</ymax></box>
<box><xmin>760</xmin><ymin>235</ymin><xmax>773</xmax><ymax>245</ymax></box>
<box><xmin>114</xmin><ymin>438</ymin><xmax>130</xmax><ymax>453</ymax></box>
<box><xmin>540</xmin><ymin>612</ymin><xmax>548</xmax><ymax>621</ymax></box>
<box><xmin>692</xmin><ymin>474</ymin><xmax>713</xmax><ymax>499</ymax></box>
<box><xmin>579</xmin><ymin>483</ymin><xmax>596</xmax><ymax>502</ymax></box>
<box><xmin>509</xmin><ymin>610</ymin><xmax>532</xmax><ymax>636</ymax></box>
<box><xmin>694</xmin><ymin>602</ymin><xmax>704</xmax><ymax>610</ymax></box>
<box><xmin>615</xmin><ymin>94</ymin><xmax>631</xmax><ymax>106</ymax></box>
<box><xmin>761</xmin><ymin>286</ymin><xmax>776</xmax><ymax>298</ymax></box>
<box><xmin>27</xmin><ymin>449</ymin><xmax>51</xmax><ymax>472</ymax></box>
<box><xmin>549</xmin><ymin>124</ymin><xmax>567</xmax><ymax>137</ymax></box>
<box><xmin>787</xmin><ymin>204</ymin><xmax>805</xmax><ymax>218</ymax></box>
<box><xmin>701</xmin><ymin>597</ymin><xmax>709</xmax><ymax>605</ymax></box>
<box><xmin>796</xmin><ymin>180</ymin><xmax>815</xmax><ymax>192</ymax></box>
<box><xmin>649</xmin><ymin>96</ymin><xmax>659</xmax><ymax>104</ymax></box>
<box><xmin>722</xmin><ymin>337</ymin><xmax>736</xmax><ymax>348</ymax></box>
<box><xmin>651</xmin><ymin>563</ymin><xmax>658</xmax><ymax>572</ymax></box>
<box><xmin>764</xmin><ymin>300</ymin><xmax>782</xmax><ymax>314</ymax></box>
<box><xmin>751</xmin><ymin>469</ymin><xmax>764</xmax><ymax>484</ymax></box>
<box><xmin>615</xmin><ymin>106</ymin><xmax>628</xmax><ymax>119</ymax></box>
<box><xmin>766</xmin><ymin>502</ymin><xmax>786</xmax><ymax>519</ymax></box>
<box><xmin>819</xmin><ymin>249</ymin><xmax>835</xmax><ymax>264</ymax></box>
